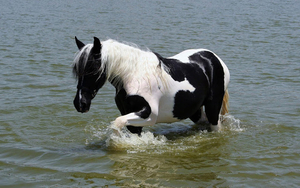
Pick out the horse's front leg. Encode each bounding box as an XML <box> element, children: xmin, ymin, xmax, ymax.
<box><xmin>111</xmin><ymin>112</ymin><xmax>157</xmax><ymax>134</ymax></box>
<box><xmin>113</xmin><ymin>91</ymin><xmax>159</xmax><ymax>135</ymax></box>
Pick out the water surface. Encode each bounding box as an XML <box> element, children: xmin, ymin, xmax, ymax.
<box><xmin>1</xmin><ymin>0</ymin><xmax>300</xmax><ymax>187</ymax></box>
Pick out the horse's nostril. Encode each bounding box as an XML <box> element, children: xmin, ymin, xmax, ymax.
<box><xmin>78</xmin><ymin>98</ymin><xmax>90</xmax><ymax>113</ymax></box>
<box><xmin>80</xmin><ymin>102</ymin><xmax>86</xmax><ymax>110</ymax></box>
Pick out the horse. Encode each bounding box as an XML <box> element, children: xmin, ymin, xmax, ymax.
<box><xmin>72</xmin><ymin>37</ymin><xmax>230</xmax><ymax>135</ymax></box>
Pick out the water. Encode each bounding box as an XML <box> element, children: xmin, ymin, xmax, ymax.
<box><xmin>1</xmin><ymin>0</ymin><xmax>300</xmax><ymax>187</ymax></box>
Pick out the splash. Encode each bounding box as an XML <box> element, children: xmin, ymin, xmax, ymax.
<box><xmin>84</xmin><ymin>122</ymin><xmax>167</xmax><ymax>152</ymax></box>
<box><xmin>84</xmin><ymin>115</ymin><xmax>243</xmax><ymax>153</ymax></box>
<box><xmin>105</xmin><ymin>128</ymin><xmax>167</xmax><ymax>152</ymax></box>
<box><xmin>221</xmin><ymin>114</ymin><xmax>244</xmax><ymax>132</ymax></box>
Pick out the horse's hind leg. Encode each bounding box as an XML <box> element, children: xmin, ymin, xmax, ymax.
<box><xmin>204</xmin><ymin>98</ymin><xmax>224</xmax><ymax>131</ymax></box>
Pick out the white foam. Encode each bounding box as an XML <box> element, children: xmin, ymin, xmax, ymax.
<box><xmin>221</xmin><ymin>114</ymin><xmax>244</xmax><ymax>132</ymax></box>
<box><xmin>105</xmin><ymin>128</ymin><xmax>167</xmax><ymax>152</ymax></box>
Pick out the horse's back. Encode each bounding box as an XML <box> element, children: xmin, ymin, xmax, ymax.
<box><xmin>169</xmin><ymin>48</ymin><xmax>229</xmax><ymax>89</ymax></box>
<box><xmin>169</xmin><ymin>49</ymin><xmax>212</xmax><ymax>63</ymax></box>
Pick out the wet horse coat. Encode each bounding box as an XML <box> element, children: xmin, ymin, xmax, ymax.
<box><xmin>73</xmin><ymin>37</ymin><xmax>230</xmax><ymax>135</ymax></box>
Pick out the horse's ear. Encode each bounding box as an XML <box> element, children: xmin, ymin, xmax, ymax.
<box><xmin>75</xmin><ymin>36</ymin><xmax>85</xmax><ymax>50</ymax></box>
<box><xmin>92</xmin><ymin>37</ymin><xmax>101</xmax><ymax>54</ymax></box>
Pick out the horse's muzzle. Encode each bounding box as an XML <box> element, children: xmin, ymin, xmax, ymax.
<box><xmin>73</xmin><ymin>91</ymin><xmax>91</xmax><ymax>113</ymax></box>
<box><xmin>76</xmin><ymin>102</ymin><xmax>90</xmax><ymax>113</ymax></box>
<box><xmin>74</xmin><ymin>101</ymin><xmax>90</xmax><ymax>113</ymax></box>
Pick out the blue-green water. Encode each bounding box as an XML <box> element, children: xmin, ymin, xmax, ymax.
<box><xmin>1</xmin><ymin>0</ymin><xmax>300</xmax><ymax>187</ymax></box>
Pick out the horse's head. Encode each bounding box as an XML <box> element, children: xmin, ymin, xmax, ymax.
<box><xmin>73</xmin><ymin>37</ymin><xmax>106</xmax><ymax>113</ymax></box>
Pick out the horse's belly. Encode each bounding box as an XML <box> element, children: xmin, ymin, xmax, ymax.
<box><xmin>156</xmin><ymin>112</ymin><xmax>180</xmax><ymax>123</ymax></box>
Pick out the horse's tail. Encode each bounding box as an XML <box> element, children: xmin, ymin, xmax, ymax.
<box><xmin>221</xmin><ymin>89</ymin><xmax>229</xmax><ymax>115</ymax></box>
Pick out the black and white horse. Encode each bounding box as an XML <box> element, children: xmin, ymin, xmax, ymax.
<box><xmin>73</xmin><ymin>37</ymin><xmax>230</xmax><ymax>135</ymax></box>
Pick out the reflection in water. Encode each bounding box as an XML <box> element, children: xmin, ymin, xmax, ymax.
<box><xmin>107</xmin><ymin>133</ymin><xmax>229</xmax><ymax>187</ymax></box>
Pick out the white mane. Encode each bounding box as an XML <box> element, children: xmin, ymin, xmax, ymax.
<box><xmin>101</xmin><ymin>39</ymin><xmax>163</xmax><ymax>87</ymax></box>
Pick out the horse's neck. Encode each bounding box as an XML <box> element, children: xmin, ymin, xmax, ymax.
<box><xmin>103</xmin><ymin>40</ymin><xmax>144</xmax><ymax>63</ymax></box>
<box><xmin>102</xmin><ymin>40</ymin><xmax>158</xmax><ymax>87</ymax></box>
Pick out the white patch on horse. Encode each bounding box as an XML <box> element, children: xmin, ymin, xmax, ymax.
<box><xmin>155</xmin><ymin>76</ymin><xmax>196</xmax><ymax>123</ymax></box>
<box><xmin>168</xmin><ymin>77</ymin><xmax>195</xmax><ymax>93</ymax></box>
<box><xmin>216</xmin><ymin>55</ymin><xmax>230</xmax><ymax>90</ymax></box>
<box><xmin>79</xmin><ymin>77</ymin><xmax>84</xmax><ymax>101</ymax></box>
<box><xmin>169</xmin><ymin>49</ymin><xmax>206</xmax><ymax>63</ymax></box>
<box><xmin>79</xmin><ymin>89</ymin><xmax>82</xmax><ymax>101</ymax></box>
